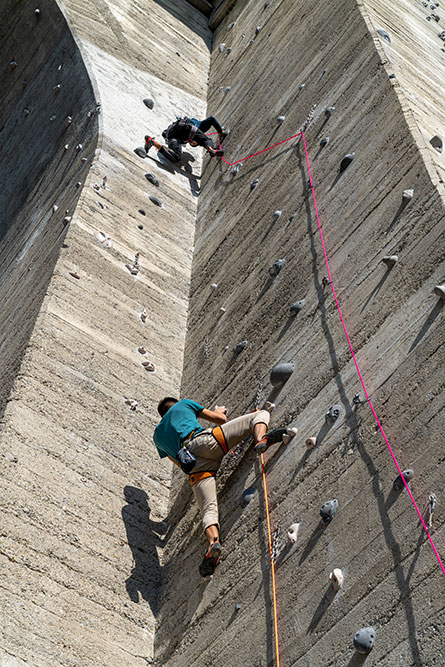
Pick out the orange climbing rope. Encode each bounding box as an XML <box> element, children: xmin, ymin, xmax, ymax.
<box><xmin>261</xmin><ymin>452</ymin><xmax>280</xmax><ymax>667</ymax></box>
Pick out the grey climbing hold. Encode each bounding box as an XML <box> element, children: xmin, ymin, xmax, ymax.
<box><xmin>149</xmin><ymin>195</ymin><xmax>162</xmax><ymax>207</ymax></box>
<box><xmin>24</xmin><ymin>108</ymin><xmax>30</xmax><ymax>116</ymax></box>
<box><xmin>402</xmin><ymin>188</ymin><xmax>414</xmax><ymax>204</ymax></box>
<box><xmin>250</xmin><ymin>178</ymin><xmax>259</xmax><ymax>191</ymax></box>
<box><xmin>277</xmin><ymin>115</ymin><xmax>285</xmax><ymax>123</ymax></box>
<box><xmin>320</xmin><ymin>499</ymin><xmax>338</xmax><ymax>523</ymax></box>
<box><xmin>234</xmin><ymin>340</ymin><xmax>248</xmax><ymax>354</ymax></box>
<box><xmin>270</xmin><ymin>362</ymin><xmax>295</xmax><ymax>386</ymax></box>
<box><xmin>218</xmin><ymin>43</ymin><xmax>226</xmax><ymax>52</ymax></box>
<box><xmin>9</xmin><ymin>60</ymin><xmax>17</xmax><ymax>69</ymax></box>
<box><xmin>269</xmin><ymin>258</ymin><xmax>285</xmax><ymax>276</ymax></box>
<box><xmin>288</xmin><ymin>213</ymin><xmax>296</xmax><ymax>223</ymax></box>
<box><xmin>353</xmin><ymin>627</ymin><xmax>376</xmax><ymax>654</ymax></box>
<box><xmin>235</xmin><ymin>603</ymin><xmax>241</xmax><ymax>612</ymax></box>
<box><xmin>255</xmin><ymin>26</ymin><xmax>262</xmax><ymax>35</ymax></box>
<box><xmin>289</xmin><ymin>299</ymin><xmax>305</xmax><ymax>315</ymax></box>
<box><xmin>135</xmin><ymin>147</ymin><xmax>146</xmax><ymax>159</ymax></box>
<box><xmin>393</xmin><ymin>469</ymin><xmax>414</xmax><ymax>490</ymax></box>
<box><xmin>433</xmin><ymin>284</ymin><xmax>445</xmax><ymax>299</ymax></box>
<box><xmin>49</xmin><ymin>115</ymin><xmax>56</xmax><ymax>122</ymax></box>
<box><xmin>138</xmin><ymin>209</ymin><xmax>146</xmax><ymax>216</ymax></box>
<box><xmin>298</xmin><ymin>83</ymin><xmax>305</xmax><ymax>90</ymax></box>
<box><xmin>227</xmin><ymin>21</ymin><xmax>236</xmax><ymax>31</ymax></box>
<box><xmin>145</xmin><ymin>172</ymin><xmax>159</xmax><ymax>186</ymax></box>
<box><xmin>320</xmin><ymin>137</ymin><xmax>330</xmax><ymax>147</ymax></box>
<box><xmin>143</xmin><ymin>98</ymin><xmax>154</xmax><ymax>109</ymax></box>
<box><xmin>272</xmin><ymin>210</ymin><xmax>282</xmax><ymax>220</ymax></box>
<box><xmin>326</xmin><ymin>405</ymin><xmax>341</xmax><ymax>422</ymax></box>
<box><xmin>389</xmin><ymin>73</ymin><xmax>396</xmax><ymax>79</ymax></box>
<box><xmin>66</xmin><ymin>116</ymin><xmax>72</xmax><ymax>125</ymax></box>
<box><xmin>54</xmin><ymin>84</ymin><xmax>61</xmax><ymax>92</ymax></box>
<box><xmin>376</xmin><ymin>28</ymin><xmax>391</xmax><ymax>42</ymax></box>
<box><xmin>224</xmin><ymin>86</ymin><xmax>231</xmax><ymax>94</ymax></box>
<box><xmin>430</xmin><ymin>135</ymin><xmax>443</xmax><ymax>153</ymax></box>
<box><xmin>325</xmin><ymin>106</ymin><xmax>335</xmax><ymax>117</ymax></box>
<box><xmin>264</xmin><ymin>0</ymin><xmax>270</xmax><ymax>6</ymax></box>
<box><xmin>138</xmin><ymin>224</ymin><xmax>143</xmax><ymax>230</ymax></box>
<box><xmin>382</xmin><ymin>255</ymin><xmax>398</xmax><ymax>268</ymax></box>
<box><xmin>230</xmin><ymin>163</ymin><xmax>242</xmax><ymax>176</ymax></box>
<box><xmin>76</xmin><ymin>143</ymin><xmax>82</xmax><ymax>151</ymax></box>
<box><xmin>240</xmin><ymin>487</ymin><xmax>256</xmax><ymax>507</ymax></box>
<box><xmin>339</xmin><ymin>152</ymin><xmax>355</xmax><ymax>172</ymax></box>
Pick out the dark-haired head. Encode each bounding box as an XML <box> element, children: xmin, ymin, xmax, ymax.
<box><xmin>157</xmin><ymin>397</ymin><xmax>178</xmax><ymax>417</ymax></box>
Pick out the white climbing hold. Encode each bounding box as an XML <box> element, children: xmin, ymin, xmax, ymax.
<box><xmin>325</xmin><ymin>106</ymin><xmax>335</xmax><ymax>117</ymax></box>
<box><xmin>75</xmin><ymin>182</ymin><xmax>82</xmax><ymax>188</ymax></box>
<box><xmin>217</xmin><ymin>307</ymin><xmax>226</xmax><ymax>318</ymax></box>
<box><xmin>255</xmin><ymin>26</ymin><xmax>262</xmax><ymax>34</ymax></box>
<box><xmin>24</xmin><ymin>108</ymin><xmax>30</xmax><ymax>116</ymax></box>
<box><xmin>124</xmin><ymin>398</ymin><xmax>138</xmax><ymax>411</ymax></box>
<box><xmin>75</xmin><ymin>143</ymin><xmax>82</xmax><ymax>151</ymax></box>
<box><xmin>138</xmin><ymin>346</ymin><xmax>147</xmax><ymax>355</ymax></box>
<box><xmin>282</xmin><ymin>427</ymin><xmax>298</xmax><ymax>445</ymax></box>
<box><xmin>9</xmin><ymin>60</ymin><xmax>17</xmax><ymax>69</ymax></box>
<box><xmin>210</xmin><ymin>283</ymin><xmax>218</xmax><ymax>290</ymax></box>
<box><xmin>66</xmin><ymin>116</ymin><xmax>72</xmax><ymax>125</ymax></box>
<box><xmin>230</xmin><ymin>163</ymin><xmax>242</xmax><ymax>176</ymax></box>
<box><xmin>272</xmin><ymin>210</ymin><xmax>282</xmax><ymax>220</ymax></box>
<box><xmin>305</xmin><ymin>437</ymin><xmax>317</xmax><ymax>450</ymax></box>
<box><xmin>265</xmin><ymin>401</ymin><xmax>275</xmax><ymax>413</ymax></box>
<box><xmin>52</xmin><ymin>204</ymin><xmax>58</xmax><ymax>213</ymax></box>
<box><xmin>49</xmin><ymin>115</ymin><xmax>56</xmax><ymax>122</ymax></box>
<box><xmin>433</xmin><ymin>284</ymin><xmax>445</xmax><ymax>299</ymax></box>
<box><xmin>81</xmin><ymin>157</ymin><xmax>87</xmax><ymax>162</ymax></box>
<box><xmin>329</xmin><ymin>568</ymin><xmax>344</xmax><ymax>591</ymax></box>
<box><xmin>64</xmin><ymin>144</ymin><xmax>69</xmax><ymax>151</ymax></box>
<box><xmin>277</xmin><ymin>115</ymin><xmax>285</xmax><ymax>123</ymax></box>
<box><xmin>298</xmin><ymin>83</ymin><xmax>305</xmax><ymax>90</ymax></box>
<box><xmin>53</xmin><ymin>84</ymin><xmax>61</xmax><ymax>92</ymax></box>
<box><xmin>287</xmin><ymin>523</ymin><xmax>300</xmax><ymax>544</ymax></box>
<box><xmin>382</xmin><ymin>255</ymin><xmax>398</xmax><ymax>268</ymax></box>
<box><xmin>63</xmin><ymin>216</ymin><xmax>71</xmax><ymax>223</ymax></box>
<box><xmin>402</xmin><ymin>188</ymin><xmax>414</xmax><ymax>203</ymax></box>
<box><xmin>140</xmin><ymin>308</ymin><xmax>147</xmax><ymax>323</ymax></box>
<box><xmin>35</xmin><ymin>8</ymin><xmax>40</xmax><ymax>15</ymax></box>
<box><xmin>430</xmin><ymin>135</ymin><xmax>443</xmax><ymax>153</ymax></box>
<box><xmin>218</xmin><ymin>43</ymin><xmax>226</xmax><ymax>52</ymax></box>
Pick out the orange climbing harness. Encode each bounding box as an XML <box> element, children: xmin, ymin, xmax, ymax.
<box><xmin>189</xmin><ymin>471</ymin><xmax>215</xmax><ymax>487</ymax></box>
<box><xmin>212</xmin><ymin>425</ymin><xmax>228</xmax><ymax>454</ymax></box>
<box><xmin>261</xmin><ymin>452</ymin><xmax>280</xmax><ymax>667</ymax></box>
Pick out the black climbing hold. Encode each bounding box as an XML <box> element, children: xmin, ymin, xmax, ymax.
<box><xmin>234</xmin><ymin>340</ymin><xmax>248</xmax><ymax>355</ymax></box>
<box><xmin>224</xmin><ymin>86</ymin><xmax>231</xmax><ymax>94</ymax></box>
<box><xmin>145</xmin><ymin>173</ymin><xmax>159</xmax><ymax>186</ymax></box>
<box><xmin>353</xmin><ymin>627</ymin><xmax>376</xmax><ymax>654</ymax></box>
<box><xmin>269</xmin><ymin>259</ymin><xmax>285</xmax><ymax>277</ymax></box>
<box><xmin>320</xmin><ymin>137</ymin><xmax>330</xmax><ymax>147</ymax></box>
<box><xmin>326</xmin><ymin>405</ymin><xmax>341</xmax><ymax>422</ymax></box>
<box><xmin>138</xmin><ymin>209</ymin><xmax>146</xmax><ymax>215</ymax></box>
<box><xmin>134</xmin><ymin>147</ymin><xmax>146</xmax><ymax>159</ymax></box>
<box><xmin>288</xmin><ymin>213</ymin><xmax>296</xmax><ymax>223</ymax></box>
<box><xmin>339</xmin><ymin>152</ymin><xmax>355</xmax><ymax>172</ymax></box>
<box><xmin>393</xmin><ymin>469</ymin><xmax>414</xmax><ymax>490</ymax></box>
<box><xmin>376</xmin><ymin>28</ymin><xmax>391</xmax><ymax>42</ymax></box>
<box><xmin>264</xmin><ymin>1</ymin><xmax>270</xmax><ymax>7</ymax></box>
<box><xmin>227</xmin><ymin>21</ymin><xmax>236</xmax><ymax>30</ymax></box>
<box><xmin>389</xmin><ymin>73</ymin><xmax>396</xmax><ymax>79</ymax></box>
<box><xmin>325</xmin><ymin>106</ymin><xmax>335</xmax><ymax>117</ymax></box>
<box><xmin>138</xmin><ymin>224</ymin><xmax>144</xmax><ymax>230</ymax></box>
<box><xmin>240</xmin><ymin>487</ymin><xmax>256</xmax><ymax>507</ymax></box>
<box><xmin>430</xmin><ymin>135</ymin><xmax>443</xmax><ymax>153</ymax></box>
<box><xmin>149</xmin><ymin>195</ymin><xmax>162</xmax><ymax>207</ymax></box>
<box><xmin>270</xmin><ymin>362</ymin><xmax>295</xmax><ymax>386</ymax></box>
<box><xmin>320</xmin><ymin>499</ymin><xmax>338</xmax><ymax>524</ymax></box>
<box><xmin>250</xmin><ymin>178</ymin><xmax>259</xmax><ymax>191</ymax></box>
<box><xmin>289</xmin><ymin>299</ymin><xmax>305</xmax><ymax>316</ymax></box>
<box><xmin>143</xmin><ymin>98</ymin><xmax>154</xmax><ymax>109</ymax></box>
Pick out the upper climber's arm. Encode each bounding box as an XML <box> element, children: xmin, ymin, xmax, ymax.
<box><xmin>200</xmin><ymin>408</ymin><xmax>227</xmax><ymax>425</ymax></box>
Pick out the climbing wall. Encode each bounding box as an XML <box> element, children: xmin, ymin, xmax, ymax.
<box><xmin>157</xmin><ymin>0</ymin><xmax>445</xmax><ymax>665</ymax></box>
<box><xmin>0</xmin><ymin>0</ymin><xmax>211</xmax><ymax>665</ymax></box>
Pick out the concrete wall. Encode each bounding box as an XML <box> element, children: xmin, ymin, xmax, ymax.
<box><xmin>157</xmin><ymin>0</ymin><xmax>445</xmax><ymax>665</ymax></box>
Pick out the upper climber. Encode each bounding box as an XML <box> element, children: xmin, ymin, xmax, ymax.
<box><xmin>144</xmin><ymin>115</ymin><xmax>227</xmax><ymax>163</ymax></box>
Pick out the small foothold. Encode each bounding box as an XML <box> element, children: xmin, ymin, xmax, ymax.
<box><xmin>218</xmin><ymin>43</ymin><xmax>226</xmax><ymax>52</ymax></box>
<box><xmin>75</xmin><ymin>182</ymin><xmax>82</xmax><ymax>188</ymax></box>
<box><xmin>138</xmin><ymin>225</ymin><xmax>143</xmax><ymax>230</ymax></box>
<box><xmin>325</xmin><ymin>106</ymin><xmax>335</xmax><ymax>117</ymax></box>
<box><xmin>250</xmin><ymin>178</ymin><xmax>259</xmax><ymax>191</ymax></box>
<box><xmin>288</xmin><ymin>213</ymin><xmax>296</xmax><ymax>223</ymax></box>
<box><xmin>138</xmin><ymin>209</ymin><xmax>146</xmax><ymax>216</ymax></box>
<box><xmin>269</xmin><ymin>258</ymin><xmax>286</xmax><ymax>276</ymax></box>
<box><xmin>305</xmin><ymin>437</ymin><xmax>317</xmax><ymax>450</ymax></box>
<box><xmin>144</xmin><ymin>173</ymin><xmax>160</xmax><ymax>187</ymax></box>
<box><xmin>354</xmin><ymin>627</ymin><xmax>376</xmax><ymax>654</ymax></box>
<box><xmin>140</xmin><ymin>309</ymin><xmax>147</xmax><ymax>323</ymax></box>
<box><xmin>329</xmin><ymin>568</ymin><xmax>344</xmax><ymax>591</ymax></box>
<box><xmin>142</xmin><ymin>360</ymin><xmax>156</xmax><ymax>372</ymax></box>
<box><xmin>81</xmin><ymin>157</ymin><xmax>87</xmax><ymax>162</ymax></box>
<box><xmin>430</xmin><ymin>135</ymin><xmax>443</xmax><ymax>153</ymax></box>
<box><xmin>69</xmin><ymin>271</ymin><xmax>80</xmax><ymax>279</ymax></box>
<box><xmin>224</xmin><ymin>86</ymin><xmax>231</xmax><ymax>94</ymax></box>
<box><xmin>24</xmin><ymin>108</ymin><xmax>30</xmax><ymax>116</ymax></box>
<box><xmin>320</xmin><ymin>499</ymin><xmax>338</xmax><ymax>523</ymax></box>
<box><xmin>326</xmin><ymin>405</ymin><xmax>341</xmax><ymax>422</ymax></box>
<box><xmin>270</xmin><ymin>362</ymin><xmax>295</xmax><ymax>386</ymax></box>
<box><xmin>227</xmin><ymin>21</ymin><xmax>236</xmax><ymax>31</ymax></box>
<box><xmin>124</xmin><ymin>398</ymin><xmax>138</xmax><ymax>411</ymax></box>
<box><xmin>402</xmin><ymin>188</ymin><xmax>414</xmax><ymax>203</ymax></box>
<box><xmin>433</xmin><ymin>284</ymin><xmax>445</xmax><ymax>299</ymax></box>
<box><xmin>339</xmin><ymin>153</ymin><xmax>355</xmax><ymax>172</ymax></box>
<box><xmin>143</xmin><ymin>98</ymin><xmax>154</xmax><ymax>109</ymax></box>
<box><xmin>210</xmin><ymin>283</ymin><xmax>218</xmax><ymax>290</ymax></box>
<box><xmin>138</xmin><ymin>346</ymin><xmax>147</xmax><ymax>355</ymax></box>
<box><xmin>265</xmin><ymin>401</ymin><xmax>275</xmax><ymax>412</ymax></box>
<box><xmin>234</xmin><ymin>340</ymin><xmax>248</xmax><ymax>354</ymax></box>
<box><xmin>149</xmin><ymin>195</ymin><xmax>162</xmax><ymax>207</ymax></box>
<box><xmin>35</xmin><ymin>8</ymin><xmax>41</xmax><ymax>15</ymax></box>
<box><xmin>264</xmin><ymin>0</ymin><xmax>270</xmax><ymax>6</ymax></box>
<box><xmin>393</xmin><ymin>469</ymin><xmax>414</xmax><ymax>490</ymax></box>
<box><xmin>54</xmin><ymin>84</ymin><xmax>61</xmax><ymax>92</ymax></box>
<box><xmin>235</xmin><ymin>603</ymin><xmax>241</xmax><ymax>612</ymax></box>
<box><xmin>64</xmin><ymin>144</ymin><xmax>69</xmax><ymax>151</ymax></box>
<box><xmin>240</xmin><ymin>487</ymin><xmax>256</xmax><ymax>507</ymax></box>
<box><xmin>9</xmin><ymin>60</ymin><xmax>17</xmax><ymax>69</ymax></box>
<box><xmin>52</xmin><ymin>204</ymin><xmax>58</xmax><ymax>213</ymax></box>
<box><xmin>287</xmin><ymin>523</ymin><xmax>300</xmax><ymax>544</ymax></box>
<box><xmin>376</xmin><ymin>28</ymin><xmax>391</xmax><ymax>42</ymax></box>
<box><xmin>272</xmin><ymin>210</ymin><xmax>282</xmax><ymax>220</ymax></box>
<box><xmin>227</xmin><ymin>48</ymin><xmax>232</xmax><ymax>54</ymax></box>
<box><xmin>382</xmin><ymin>255</ymin><xmax>398</xmax><ymax>268</ymax></box>
<box><xmin>134</xmin><ymin>147</ymin><xmax>146</xmax><ymax>159</ymax></box>
<box><xmin>255</xmin><ymin>26</ymin><xmax>262</xmax><ymax>34</ymax></box>
<box><xmin>75</xmin><ymin>143</ymin><xmax>82</xmax><ymax>151</ymax></box>
<box><xmin>217</xmin><ymin>307</ymin><xmax>226</xmax><ymax>318</ymax></box>
<box><xmin>230</xmin><ymin>163</ymin><xmax>242</xmax><ymax>176</ymax></box>
<box><xmin>282</xmin><ymin>427</ymin><xmax>298</xmax><ymax>445</ymax></box>
<box><xmin>389</xmin><ymin>73</ymin><xmax>396</xmax><ymax>79</ymax></box>
<box><xmin>320</xmin><ymin>137</ymin><xmax>330</xmax><ymax>147</ymax></box>
<box><xmin>276</xmin><ymin>115</ymin><xmax>286</xmax><ymax>123</ymax></box>
<box><xmin>63</xmin><ymin>216</ymin><xmax>71</xmax><ymax>223</ymax></box>
<box><xmin>289</xmin><ymin>299</ymin><xmax>305</xmax><ymax>316</ymax></box>
<box><xmin>49</xmin><ymin>115</ymin><xmax>56</xmax><ymax>122</ymax></box>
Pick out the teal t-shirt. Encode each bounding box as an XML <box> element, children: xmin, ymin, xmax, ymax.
<box><xmin>153</xmin><ymin>399</ymin><xmax>205</xmax><ymax>460</ymax></box>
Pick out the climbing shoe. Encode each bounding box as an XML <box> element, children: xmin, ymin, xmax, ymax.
<box><xmin>199</xmin><ymin>541</ymin><xmax>222</xmax><ymax>578</ymax></box>
<box><xmin>144</xmin><ymin>135</ymin><xmax>154</xmax><ymax>153</ymax></box>
<box><xmin>207</xmin><ymin>147</ymin><xmax>224</xmax><ymax>158</ymax></box>
<box><xmin>219</xmin><ymin>130</ymin><xmax>229</xmax><ymax>143</ymax></box>
<box><xmin>254</xmin><ymin>427</ymin><xmax>288</xmax><ymax>455</ymax></box>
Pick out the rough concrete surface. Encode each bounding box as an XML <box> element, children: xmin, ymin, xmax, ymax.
<box><xmin>0</xmin><ymin>0</ymin><xmax>444</xmax><ymax>666</ymax></box>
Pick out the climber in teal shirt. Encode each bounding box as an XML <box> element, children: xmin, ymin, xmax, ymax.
<box><xmin>153</xmin><ymin>398</ymin><xmax>205</xmax><ymax>460</ymax></box>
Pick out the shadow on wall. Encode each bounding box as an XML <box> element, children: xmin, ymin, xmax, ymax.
<box><xmin>151</xmin><ymin>0</ymin><xmax>212</xmax><ymax>49</ymax></box>
<box><xmin>0</xmin><ymin>0</ymin><xmax>98</xmax><ymax>421</ymax></box>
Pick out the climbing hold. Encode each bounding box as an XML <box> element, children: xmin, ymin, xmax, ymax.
<box><xmin>149</xmin><ymin>195</ymin><xmax>162</xmax><ymax>207</ymax></box>
<box><xmin>320</xmin><ymin>137</ymin><xmax>330</xmax><ymax>147</ymax></box>
<box><xmin>138</xmin><ymin>209</ymin><xmax>146</xmax><ymax>216</ymax></box>
<box><xmin>224</xmin><ymin>86</ymin><xmax>231</xmax><ymax>94</ymax></box>
<box><xmin>218</xmin><ymin>43</ymin><xmax>226</xmax><ymax>52</ymax></box>
<box><xmin>353</xmin><ymin>627</ymin><xmax>376</xmax><ymax>654</ymax></box>
<box><xmin>339</xmin><ymin>153</ymin><xmax>355</xmax><ymax>172</ymax></box>
<box><xmin>66</xmin><ymin>116</ymin><xmax>72</xmax><ymax>126</ymax></box>
<box><xmin>138</xmin><ymin>224</ymin><xmax>143</xmax><ymax>230</ymax></box>
<box><xmin>402</xmin><ymin>188</ymin><xmax>414</xmax><ymax>204</ymax></box>
<box><xmin>235</xmin><ymin>603</ymin><xmax>241</xmax><ymax>612</ymax></box>
<box><xmin>305</xmin><ymin>437</ymin><xmax>317</xmax><ymax>450</ymax></box>
<box><xmin>388</xmin><ymin>73</ymin><xmax>396</xmax><ymax>79</ymax></box>
<box><xmin>76</xmin><ymin>143</ymin><xmax>82</xmax><ymax>151</ymax></box>
<box><xmin>142</xmin><ymin>361</ymin><xmax>156</xmax><ymax>372</ymax></box>
<box><xmin>272</xmin><ymin>210</ymin><xmax>282</xmax><ymax>220</ymax></box>
<box><xmin>53</xmin><ymin>84</ymin><xmax>61</xmax><ymax>92</ymax></box>
<box><xmin>138</xmin><ymin>346</ymin><xmax>147</xmax><ymax>355</ymax></box>
<box><xmin>282</xmin><ymin>427</ymin><xmax>298</xmax><ymax>445</ymax></box>
<box><xmin>269</xmin><ymin>259</ymin><xmax>286</xmax><ymax>276</ymax></box>
<box><xmin>326</xmin><ymin>405</ymin><xmax>341</xmax><ymax>422</ymax></box>
<box><xmin>217</xmin><ymin>307</ymin><xmax>226</xmax><ymax>318</ymax></box>
<box><xmin>52</xmin><ymin>204</ymin><xmax>58</xmax><ymax>213</ymax></box>
<box><xmin>9</xmin><ymin>60</ymin><xmax>17</xmax><ymax>69</ymax></box>
<box><xmin>124</xmin><ymin>398</ymin><xmax>138</xmax><ymax>411</ymax></box>
<box><xmin>320</xmin><ymin>499</ymin><xmax>338</xmax><ymax>523</ymax></box>
<box><xmin>325</xmin><ymin>106</ymin><xmax>335</xmax><ymax>117</ymax></box>
<box><xmin>210</xmin><ymin>283</ymin><xmax>218</xmax><ymax>290</ymax></box>
<box><xmin>81</xmin><ymin>157</ymin><xmax>87</xmax><ymax>163</ymax></box>
<box><xmin>288</xmin><ymin>213</ymin><xmax>296</xmax><ymax>223</ymax></box>
<box><xmin>393</xmin><ymin>469</ymin><xmax>414</xmax><ymax>490</ymax></box>
<box><xmin>277</xmin><ymin>115</ymin><xmax>285</xmax><ymax>123</ymax></box>
<box><xmin>250</xmin><ymin>178</ymin><xmax>259</xmax><ymax>191</ymax></box>
<box><xmin>140</xmin><ymin>308</ymin><xmax>147</xmax><ymax>323</ymax></box>
<box><xmin>231</xmin><ymin>163</ymin><xmax>242</xmax><ymax>176</ymax></box>
<box><xmin>265</xmin><ymin>401</ymin><xmax>275</xmax><ymax>412</ymax></box>
<box><xmin>430</xmin><ymin>135</ymin><xmax>443</xmax><ymax>153</ymax></box>
<box><xmin>289</xmin><ymin>299</ymin><xmax>305</xmax><ymax>316</ymax></box>
<box><xmin>227</xmin><ymin>21</ymin><xmax>236</xmax><ymax>31</ymax></box>
<box><xmin>24</xmin><ymin>108</ymin><xmax>30</xmax><ymax>116</ymax></box>
<box><xmin>234</xmin><ymin>340</ymin><xmax>248</xmax><ymax>354</ymax></box>
<box><xmin>69</xmin><ymin>271</ymin><xmax>81</xmax><ymax>280</ymax></box>
<box><xmin>329</xmin><ymin>568</ymin><xmax>344</xmax><ymax>591</ymax></box>
<box><xmin>287</xmin><ymin>523</ymin><xmax>300</xmax><ymax>544</ymax></box>
<box><xmin>75</xmin><ymin>182</ymin><xmax>82</xmax><ymax>188</ymax></box>
<box><xmin>227</xmin><ymin>48</ymin><xmax>232</xmax><ymax>54</ymax></box>
<box><xmin>63</xmin><ymin>216</ymin><xmax>72</xmax><ymax>224</ymax></box>
<box><xmin>255</xmin><ymin>26</ymin><xmax>262</xmax><ymax>35</ymax></box>
<box><xmin>381</xmin><ymin>255</ymin><xmax>398</xmax><ymax>268</ymax></box>
<box><xmin>134</xmin><ymin>147</ymin><xmax>146</xmax><ymax>159</ymax></box>
<box><xmin>145</xmin><ymin>173</ymin><xmax>159</xmax><ymax>186</ymax></box>
<box><xmin>241</xmin><ymin>487</ymin><xmax>256</xmax><ymax>507</ymax></box>
<box><xmin>270</xmin><ymin>362</ymin><xmax>295</xmax><ymax>386</ymax></box>
<box><xmin>264</xmin><ymin>0</ymin><xmax>270</xmax><ymax>6</ymax></box>
<box><xmin>433</xmin><ymin>284</ymin><xmax>445</xmax><ymax>299</ymax></box>
<box><xmin>143</xmin><ymin>98</ymin><xmax>154</xmax><ymax>109</ymax></box>
<box><xmin>376</xmin><ymin>28</ymin><xmax>391</xmax><ymax>42</ymax></box>
<box><xmin>64</xmin><ymin>144</ymin><xmax>69</xmax><ymax>151</ymax></box>
<box><xmin>49</xmin><ymin>115</ymin><xmax>56</xmax><ymax>122</ymax></box>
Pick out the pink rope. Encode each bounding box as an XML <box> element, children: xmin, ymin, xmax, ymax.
<box><xmin>208</xmin><ymin>131</ymin><xmax>301</xmax><ymax>165</ymax></box>
<box><xmin>301</xmin><ymin>132</ymin><xmax>445</xmax><ymax>577</ymax></box>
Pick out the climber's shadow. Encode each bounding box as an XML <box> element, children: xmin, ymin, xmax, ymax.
<box><xmin>299</xmin><ymin>520</ymin><xmax>327</xmax><ymax>565</ymax></box>
<box><xmin>146</xmin><ymin>151</ymin><xmax>201</xmax><ymax>197</ymax></box>
<box><xmin>307</xmin><ymin>583</ymin><xmax>337</xmax><ymax>633</ymax></box>
<box><xmin>122</xmin><ymin>486</ymin><xmax>167</xmax><ymax>616</ymax></box>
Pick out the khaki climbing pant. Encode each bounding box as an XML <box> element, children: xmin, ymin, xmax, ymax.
<box><xmin>188</xmin><ymin>410</ymin><xmax>270</xmax><ymax>532</ymax></box>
